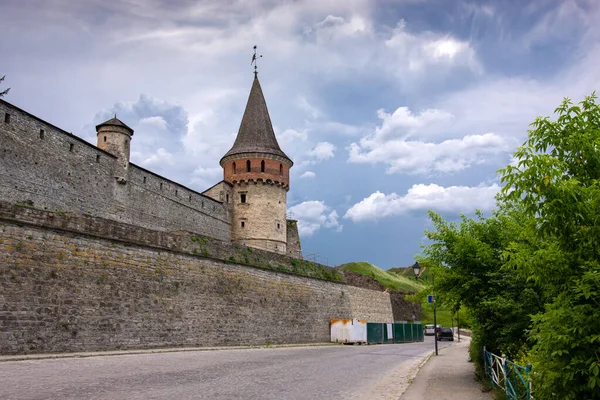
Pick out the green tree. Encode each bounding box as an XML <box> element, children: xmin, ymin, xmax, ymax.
<box><xmin>421</xmin><ymin>93</ymin><xmax>600</xmax><ymax>399</ymax></box>
<box><xmin>0</xmin><ymin>75</ymin><xmax>9</xmax><ymax>97</ymax></box>
<box><xmin>500</xmin><ymin>93</ymin><xmax>600</xmax><ymax>399</ymax></box>
<box><xmin>420</xmin><ymin>208</ymin><xmax>543</xmax><ymax>361</ymax></box>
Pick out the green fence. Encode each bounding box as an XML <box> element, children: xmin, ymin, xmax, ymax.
<box><xmin>366</xmin><ymin>322</ymin><xmax>424</xmax><ymax>344</ymax></box>
<box><xmin>367</xmin><ymin>323</ymin><xmax>384</xmax><ymax>343</ymax></box>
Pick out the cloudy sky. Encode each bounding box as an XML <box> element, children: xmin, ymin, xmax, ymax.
<box><xmin>2</xmin><ymin>0</ymin><xmax>599</xmax><ymax>269</ymax></box>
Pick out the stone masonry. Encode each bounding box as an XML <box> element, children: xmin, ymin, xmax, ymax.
<box><xmin>0</xmin><ymin>202</ymin><xmax>393</xmax><ymax>355</ymax></box>
<box><xmin>0</xmin><ymin>100</ymin><xmax>232</xmax><ymax>242</ymax></box>
<box><xmin>286</xmin><ymin>220</ymin><xmax>302</xmax><ymax>259</ymax></box>
<box><xmin>0</xmin><ymin>74</ymin><xmax>399</xmax><ymax>355</ymax></box>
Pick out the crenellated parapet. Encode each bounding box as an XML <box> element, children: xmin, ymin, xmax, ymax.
<box><xmin>221</xmin><ymin>155</ymin><xmax>291</xmax><ymax>190</ymax></box>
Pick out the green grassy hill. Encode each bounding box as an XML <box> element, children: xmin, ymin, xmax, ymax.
<box><xmin>387</xmin><ymin>266</ymin><xmax>414</xmax><ymax>277</ymax></box>
<box><xmin>338</xmin><ymin>262</ymin><xmax>424</xmax><ymax>292</ymax></box>
<box><xmin>338</xmin><ymin>262</ymin><xmax>473</xmax><ymax>327</ymax></box>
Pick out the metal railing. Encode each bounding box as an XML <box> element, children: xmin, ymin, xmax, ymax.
<box><xmin>483</xmin><ymin>347</ymin><xmax>532</xmax><ymax>399</ymax></box>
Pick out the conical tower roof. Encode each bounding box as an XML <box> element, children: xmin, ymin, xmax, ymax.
<box><xmin>221</xmin><ymin>76</ymin><xmax>291</xmax><ymax>165</ymax></box>
<box><xmin>96</xmin><ymin>116</ymin><xmax>134</xmax><ymax>135</ymax></box>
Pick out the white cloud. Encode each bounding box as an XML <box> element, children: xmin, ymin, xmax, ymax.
<box><xmin>315</xmin><ymin>14</ymin><xmax>370</xmax><ymax>42</ymax></box>
<box><xmin>288</xmin><ymin>200</ymin><xmax>342</xmax><ymax>236</ymax></box>
<box><xmin>279</xmin><ymin>128</ymin><xmax>308</xmax><ymax>149</ymax></box>
<box><xmin>300</xmin><ymin>171</ymin><xmax>316</xmax><ymax>179</ymax></box>
<box><xmin>296</xmin><ymin>95</ymin><xmax>322</xmax><ymax>119</ymax></box>
<box><xmin>344</xmin><ymin>183</ymin><xmax>501</xmax><ymax>222</ymax></box>
<box><xmin>424</xmin><ymin>37</ymin><xmax>471</xmax><ymax>60</ymax></box>
<box><xmin>136</xmin><ymin>148</ymin><xmax>174</xmax><ymax>167</ymax></box>
<box><xmin>374</xmin><ymin>107</ymin><xmax>454</xmax><ymax>140</ymax></box>
<box><xmin>139</xmin><ymin>116</ymin><xmax>167</xmax><ymax>130</ymax></box>
<box><xmin>309</xmin><ymin>121</ymin><xmax>364</xmax><ymax>136</ymax></box>
<box><xmin>191</xmin><ymin>166</ymin><xmax>222</xmax><ymax>189</ymax></box>
<box><xmin>307</xmin><ymin>142</ymin><xmax>336</xmax><ymax>162</ymax></box>
<box><xmin>349</xmin><ymin>130</ymin><xmax>511</xmax><ymax>175</ymax></box>
<box><xmin>347</xmin><ymin>102</ymin><xmax>515</xmax><ymax>175</ymax></box>
<box><xmin>384</xmin><ymin>20</ymin><xmax>482</xmax><ymax>75</ymax></box>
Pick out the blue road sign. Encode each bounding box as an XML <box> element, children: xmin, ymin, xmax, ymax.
<box><xmin>427</xmin><ymin>295</ymin><xmax>435</xmax><ymax>303</ymax></box>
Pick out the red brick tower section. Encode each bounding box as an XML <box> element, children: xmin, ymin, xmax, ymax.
<box><xmin>220</xmin><ymin>75</ymin><xmax>293</xmax><ymax>255</ymax></box>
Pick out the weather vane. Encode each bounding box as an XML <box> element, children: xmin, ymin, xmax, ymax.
<box><xmin>251</xmin><ymin>45</ymin><xmax>262</xmax><ymax>77</ymax></box>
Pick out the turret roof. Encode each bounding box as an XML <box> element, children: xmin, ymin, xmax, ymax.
<box><xmin>96</xmin><ymin>116</ymin><xmax>134</xmax><ymax>135</ymax></box>
<box><xmin>221</xmin><ymin>76</ymin><xmax>291</xmax><ymax>164</ymax></box>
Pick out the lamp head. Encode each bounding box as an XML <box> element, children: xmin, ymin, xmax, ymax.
<box><xmin>412</xmin><ymin>262</ymin><xmax>421</xmax><ymax>279</ymax></box>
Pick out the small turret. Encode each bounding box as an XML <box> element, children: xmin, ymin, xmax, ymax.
<box><xmin>96</xmin><ymin>116</ymin><xmax>133</xmax><ymax>181</ymax></box>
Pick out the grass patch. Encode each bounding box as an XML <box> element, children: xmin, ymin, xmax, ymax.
<box><xmin>339</xmin><ymin>262</ymin><xmax>425</xmax><ymax>292</ymax></box>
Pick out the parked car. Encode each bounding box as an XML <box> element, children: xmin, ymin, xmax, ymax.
<box><xmin>424</xmin><ymin>324</ymin><xmax>436</xmax><ymax>336</ymax></box>
<box><xmin>437</xmin><ymin>327</ymin><xmax>454</xmax><ymax>341</ymax></box>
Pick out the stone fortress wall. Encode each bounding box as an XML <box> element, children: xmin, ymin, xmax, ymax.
<box><xmin>0</xmin><ymin>100</ymin><xmax>232</xmax><ymax>242</ymax></box>
<box><xmin>0</xmin><ymin>201</ymin><xmax>393</xmax><ymax>355</ymax></box>
<box><xmin>0</xmin><ymin>96</ymin><xmax>398</xmax><ymax>355</ymax></box>
<box><xmin>286</xmin><ymin>220</ymin><xmax>302</xmax><ymax>259</ymax></box>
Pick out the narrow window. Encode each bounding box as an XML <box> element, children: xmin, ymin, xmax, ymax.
<box><xmin>96</xmin><ymin>154</ymin><xmax>100</xmax><ymax>163</ymax></box>
<box><xmin>189</xmin><ymin>195</ymin><xmax>192</xmax><ymax>202</ymax></box>
<box><xmin>277</xmin><ymin>223</ymin><xmax>280</xmax><ymax>229</ymax></box>
<box><xmin>143</xmin><ymin>176</ymin><xmax>146</xmax><ymax>184</ymax></box>
<box><xmin>69</xmin><ymin>143</ymin><xmax>74</xmax><ymax>152</ymax></box>
<box><xmin>233</xmin><ymin>162</ymin><xmax>236</xmax><ymax>174</ymax></box>
<box><xmin>40</xmin><ymin>129</ymin><xmax>45</xmax><ymax>139</ymax></box>
<box><xmin>103</xmin><ymin>136</ymin><xmax>107</xmax><ymax>143</ymax></box>
<box><xmin>4</xmin><ymin>113</ymin><xmax>10</xmax><ymax>123</ymax></box>
<box><xmin>279</xmin><ymin>164</ymin><xmax>283</xmax><ymax>176</ymax></box>
<box><xmin>246</xmin><ymin>160</ymin><xmax>251</xmax><ymax>172</ymax></box>
<box><xmin>240</xmin><ymin>193</ymin><xmax>246</xmax><ymax>203</ymax></box>
<box><xmin>202</xmin><ymin>201</ymin><xmax>204</xmax><ymax>208</ymax></box>
<box><xmin>160</xmin><ymin>182</ymin><xmax>163</xmax><ymax>190</ymax></box>
<box><xmin>241</xmin><ymin>221</ymin><xmax>245</xmax><ymax>228</ymax></box>
<box><xmin>226</xmin><ymin>193</ymin><xmax>229</xmax><ymax>202</ymax></box>
<box><xmin>175</xmin><ymin>189</ymin><xmax>178</xmax><ymax>196</ymax></box>
<box><xmin>261</xmin><ymin>160</ymin><xmax>265</xmax><ymax>172</ymax></box>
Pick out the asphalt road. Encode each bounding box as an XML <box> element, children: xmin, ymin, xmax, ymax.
<box><xmin>0</xmin><ymin>339</ymin><xmax>436</xmax><ymax>400</ymax></box>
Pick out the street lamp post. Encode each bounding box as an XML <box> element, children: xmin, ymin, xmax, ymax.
<box><xmin>413</xmin><ymin>262</ymin><xmax>438</xmax><ymax>356</ymax></box>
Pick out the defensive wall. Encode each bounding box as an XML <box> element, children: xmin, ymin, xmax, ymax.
<box><xmin>341</xmin><ymin>270</ymin><xmax>422</xmax><ymax>322</ymax></box>
<box><xmin>0</xmin><ymin>100</ymin><xmax>232</xmax><ymax>242</ymax></box>
<box><xmin>286</xmin><ymin>220</ymin><xmax>302</xmax><ymax>259</ymax></box>
<box><xmin>0</xmin><ymin>201</ymin><xmax>394</xmax><ymax>355</ymax></box>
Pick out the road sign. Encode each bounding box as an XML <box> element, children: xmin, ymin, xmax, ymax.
<box><xmin>427</xmin><ymin>295</ymin><xmax>435</xmax><ymax>303</ymax></box>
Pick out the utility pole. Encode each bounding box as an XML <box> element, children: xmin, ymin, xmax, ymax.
<box><xmin>457</xmin><ymin>308</ymin><xmax>461</xmax><ymax>343</ymax></box>
<box><xmin>433</xmin><ymin>273</ymin><xmax>438</xmax><ymax>356</ymax></box>
<box><xmin>413</xmin><ymin>262</ymin><xmax>438</xmax><ymax>356</ymax></box>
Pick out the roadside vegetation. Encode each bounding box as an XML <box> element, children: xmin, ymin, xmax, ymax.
<box><xmin>420</xmin><ymin>298</ymin><xmax>472</xmax><ymax>329</ymax></box>
<box><xmin>418</xmin><ymin>94</ymin><xmax>600</xmax><ymax>399</ymax></box>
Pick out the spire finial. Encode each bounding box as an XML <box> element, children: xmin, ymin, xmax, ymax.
<box><xmin>251</xmin><ymin>45</ymin><xmax>263</xmax><ymax>77</ymax></box>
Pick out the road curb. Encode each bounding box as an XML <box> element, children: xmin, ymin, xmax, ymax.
<box><xmin>0</xmin><ymin>342</ymin><xmax>340</xmax><ymax>363</ymax></box>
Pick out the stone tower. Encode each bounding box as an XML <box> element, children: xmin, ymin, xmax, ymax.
<box><xmin>220</xmin><ymin>75</ymin><xmax>293</xmax><ymax>255</ymax></box>
<box><xmin>96</xmin><ymin>117</ymin><xmax>134</xmax><ymax>181</ymax></box>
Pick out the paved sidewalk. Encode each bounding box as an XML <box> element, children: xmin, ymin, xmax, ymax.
<box><xmin>401</xmin><ymin>337</ymin><xmax>493</xmax><ymax>400</ymax></box>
